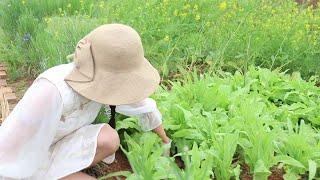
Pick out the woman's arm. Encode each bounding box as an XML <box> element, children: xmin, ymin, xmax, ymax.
<box><xmin>0</xmin><ymin>78</ymin><xmax>63</xmax><ymax>178</ymax></box>
<box><xmin>115</xmin><ymin>98</ymin><xmax>171</xmax><ymax>143</ymax></box>
<box><xmin>152</xmin><ymin>124</ymin><xmax>170</xmax><ymax>144</ymax></box>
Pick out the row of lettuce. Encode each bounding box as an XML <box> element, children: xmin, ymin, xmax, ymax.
<box><xmin>108</xmin><ymin>67</ymin><xmax>320</xmax><ymax>180</ymax></box>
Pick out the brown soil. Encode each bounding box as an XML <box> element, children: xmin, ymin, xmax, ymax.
<box><xmin>84</xmin><ymin>150</ymin><xmax>132</xmax><ymax>179</ymax></box>
<box><xmin>269</xmin><ymin>166</ymin><xmax>285</xmax><ymax>180</ymax></box>
<box><xmin>240</xmin><ymin>164</ymin><xmax>285</xmax><ymax>180</ymax></box>
<box><xmin>9</xmin><ymin>77</ymin><xmax>33</xmax><ymax>99</ymax></box>
<box><xmin>175</xmin><ymin>156</ymin><xmax>185</xmax><ymax>169</ymax></box>
<box><xmin>240</xmin><ymin>164</ymin><xmax>253</xmax><ymax>180</ymax></box>
<box><xmin>102</xmin><ymin>150</ymin><xmax>132</xmax><ymax>174</ymax></box>
<box><xmin>296</xmin><ymin>0</ymin><xmax>319</xmax><ymax>8</ymax></box>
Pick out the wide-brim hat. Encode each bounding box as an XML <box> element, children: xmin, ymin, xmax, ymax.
<box><xmin>64</xmin><ymin>24</ymin><xmax>160</xmax><ymax>105</ymax></box>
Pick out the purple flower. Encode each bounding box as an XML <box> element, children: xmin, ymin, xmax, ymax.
<box><xmin>22</xmin><ymin>33</ymin><xmax>32</xmax><ymax>42</ymax></box>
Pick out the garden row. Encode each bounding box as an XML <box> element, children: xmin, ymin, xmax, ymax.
<box><xmin>109</xmin><ymin>67</ymin><xmax>320</xmax><ymax>179</ymax></box>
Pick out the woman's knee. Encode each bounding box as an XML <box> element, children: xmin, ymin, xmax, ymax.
<box><xmin>97</xmin><ymin>124</ymin><xmax>120</xmax><ymax>154</ymax></box>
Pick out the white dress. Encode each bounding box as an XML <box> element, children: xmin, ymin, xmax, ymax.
<box><xmin>0</xmin><ymin>63</ymin><xmax>162</xmax><ymax>180</ymax></box>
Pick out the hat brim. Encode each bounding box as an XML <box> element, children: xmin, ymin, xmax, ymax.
<box><xmin>64</xmin><ymin>58</ymin><xmax>160</xmax><ymax>105</ymax></box>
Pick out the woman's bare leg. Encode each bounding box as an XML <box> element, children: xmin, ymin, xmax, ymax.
<box><xmin>91</xmin><ymin>124</ymin><xmax>120</xmax><ymax>165</ymax></box>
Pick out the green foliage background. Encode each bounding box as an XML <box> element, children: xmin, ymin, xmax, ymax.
<box><xmin>0</xmin><ymin>0</ymin><xmax>319</xmax><ymax>79</ymax></box>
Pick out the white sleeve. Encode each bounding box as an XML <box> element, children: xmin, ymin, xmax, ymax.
<box><xmin>0</xmin><ymin>78</ymin><xmax>63</xmax><ymax>179</ymax></box>
<box><xmin>110</xmin><ymin>98</ymin><xmax>162</xmax><ymax>132</ymax></box>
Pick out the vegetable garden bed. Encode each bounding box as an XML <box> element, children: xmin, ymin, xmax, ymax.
<box><xmin>1</xmin><ymin>0</ymin><xmax>320</xmax><ymax>179</ymax></box>
<box><xmin>105</xmin><ymin>66</ymin><xmax>320</xmax><ymax>179</ymax></box>
<box><xmin>3</xmin><ymin>66</ymin><xmax>320</xmax><ymax>179</ymax></box>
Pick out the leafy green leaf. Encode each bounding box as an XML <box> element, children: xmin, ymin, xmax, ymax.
<box><xmin>275</xmin><ymin>155</ymin><xmax>306</xmax><ymax>169</ymax></box>
<box><xmin>308</xmin><ymin>160</ymin><xmax>317</xmax><ymax>180</ymax></box>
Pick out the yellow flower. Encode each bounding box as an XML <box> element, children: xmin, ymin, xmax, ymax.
<box><xmin>67</xmin><ymin>3</ymin><xmax>71</xmax><ymax>8</ymax></box>
<box><xmin>99</xmin><ymin>1</ymin><xmax>105</xmax><ymax>8</ymax></box>
<box><xmin>44</xmin><ymin>17</ymin><xmax>52</xmax><ymax>24</ymax></box>
<box><xmin>195</xmin><ymin>14</ymin><xmax>201</xmax><ymax>21</ymax></box>
<box><xmin>194</xmin><ymin>4</ymin><xmax>199</xmax><ymax>11</ymax></box>
<box><xmin>233</xmin><ymin>4</ymin><xmax>237</xmax><ymax>10</ymax></box>
<box><xmin>180</xmin><ymin>12</ymin><xmax>187</xmax><ymax>17</ymax></box>
<box><xmin>219</xmin><ymin>1</ymin><xmax>227</xmax><ymax>10</ymax></box>
<box><xmin>164</xmin><ymin>35</ymin><xmax>170</xmax><ymax>42</ymax></box>
<box><xmin>307</xmin><ymin>6</ymin><xmax>312</xmax><ymax>12</ymax></box>
<box><xmin>183</xmin><ymin>4</ymin><xmax>191</xmax><ymax>9</ymax></box>
<box><xmin>21</xmin><ymin>0</ymin><xmax>25</xmax><ymax>5</ymax></box>
<box><xmin>174</xmin><ymin>10</ymin><xmax>179</xmax><ymax>16</ymax></box>
<box><xmin>305</xmin><ymin>24</ymin><xmax>311</xmax><ymax>30</ymax></box>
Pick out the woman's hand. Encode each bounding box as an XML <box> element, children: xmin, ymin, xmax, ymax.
<box><xmin>152</xmin><ymin>124</ymin><xmax>170</xmax><ymax>144</ymax></box>
<box><xmin>162</xmin><ymin>139</ymin><xmax>172</xmax><ymax>157</ymax></box>
<box><xmin>152</xmin><ymin>124</ymin><xmax>171</xmax><ymax>156</ymax></box>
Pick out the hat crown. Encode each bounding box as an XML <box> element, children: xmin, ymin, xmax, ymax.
<box><xmin>88</xmin><ymin>24</ymin><xmax>144</xmax><ymax>72</ymax></box>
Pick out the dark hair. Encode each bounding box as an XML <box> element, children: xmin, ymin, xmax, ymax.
<box><xmin>109</xmin><ymin>105</ymin><xmax>116</xmax><ymax>129</ymax></box>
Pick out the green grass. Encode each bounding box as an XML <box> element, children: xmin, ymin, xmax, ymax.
<box><xmin>0</xmin><ymin>0</ymin><xmax>319</xmax><ymax>79</ymax></box>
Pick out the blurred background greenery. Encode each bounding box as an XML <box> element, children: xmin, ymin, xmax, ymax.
<box><xmin>0</xmin><ymin>0</ymin><xmax>319</xmax><ymax>80</ymax></box>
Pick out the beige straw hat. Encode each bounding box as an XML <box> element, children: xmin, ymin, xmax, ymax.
<box><xmin>64</xmin><ymin>24</ymin><xmax>160</xmax><ymax>105</ymax></box>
